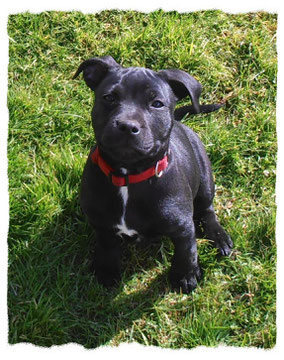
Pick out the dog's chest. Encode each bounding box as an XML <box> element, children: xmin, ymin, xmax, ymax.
<box><xmin>115</xmin><ymin>187</ymin><xmax>140</xmax><ymax>240</ymax></box>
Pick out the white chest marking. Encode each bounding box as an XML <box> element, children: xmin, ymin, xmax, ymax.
<box><xmin>115</xmin><ymin>187</ymin><xmax>139</xmax><ymax>239</ymax></box>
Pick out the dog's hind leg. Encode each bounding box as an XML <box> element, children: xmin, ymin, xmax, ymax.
<box><xmin>194</xmin><ymin>203</ymin><xmax>233</xmax><ymax>256</ymax></box>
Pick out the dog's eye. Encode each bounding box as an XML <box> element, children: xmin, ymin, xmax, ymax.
<box><xmin>103</xmin><ymin>94</ymin><xmax>115</xmax><ymax>102</ymax></box>
<box><xmin>151</xmin><ymin>100</ymin><xmax>164</xmax><ymax>108</ymax></box>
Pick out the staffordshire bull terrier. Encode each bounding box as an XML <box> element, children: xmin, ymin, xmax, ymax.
<box><xmin>73</xmin><ymin>55</ymin><xmax>233</xmax><ymax>293</ymax></box>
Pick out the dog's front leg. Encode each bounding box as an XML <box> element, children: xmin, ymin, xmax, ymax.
<box><xmin>169</xmin><ymin>221</ymin><xmax>202</xmax><ymax>294</ymax></box>
<box><xmin>92</xmin><ymin>228</ymin><xmax>122</xmax><ymax>288</ymax></box>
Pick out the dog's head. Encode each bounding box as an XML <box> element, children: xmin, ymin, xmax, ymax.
<box><xmin>73</xmin><ymin>56</ymin><xmax>202</xmax><ymax>167</ymax></box>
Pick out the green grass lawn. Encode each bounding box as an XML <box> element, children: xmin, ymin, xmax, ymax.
<box><xmin>7</xmin><ymin>10</ymin><xmax>277</xmax><ymax>348</ymax></box>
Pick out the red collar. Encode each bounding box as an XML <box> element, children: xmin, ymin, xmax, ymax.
<box><xmin>91</xmin><ymin>147</ymin><xmax>169</xmax><ymax>186</ymax></box>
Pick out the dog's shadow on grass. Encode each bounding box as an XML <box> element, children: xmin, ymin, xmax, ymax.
<box><xmin>83</xmin><ymin>261</ymin><xmax>170</xmax><ymax>348</ymax></box>
<box><xmin>26</xmin><ymin>193</ymin><xmax>175</xmax><ymax>348</ymax></box>
<box><xmin>74</xmin><ymin>231</ymin><xmax>173</xmax><ymax>348</ymax></box>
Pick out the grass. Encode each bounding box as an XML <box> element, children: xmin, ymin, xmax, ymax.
<box><xmin>7</xmin><ymin>10</ymin><xmax>277</xmax><ymax>348</ymax></box>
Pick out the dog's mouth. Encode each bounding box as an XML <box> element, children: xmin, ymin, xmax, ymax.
<box><xmin>102</xmin><ymin>143</ymin><xmax>152</xmax><ymax>163</ymax></box>
<box><xmin>98</xmin><ymin>138</ymin><xmax>163</xmax><ymax>168</ymax></box>
<box><xmin>99</xmin><ymin>129</ymin><xmax>154</xmax><ymax>159</ymax></box>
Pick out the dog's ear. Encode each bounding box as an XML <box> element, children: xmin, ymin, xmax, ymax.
<box><xmin>158</xmin><ymin>69</ymin><xmax>202</xmax><ymax>114</ymax></box>
<box><xmin>73</xmin><ymin>56</ymin><xmax>120</xmax><ymax>90</ymax></box>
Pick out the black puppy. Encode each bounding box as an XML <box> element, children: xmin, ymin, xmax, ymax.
<box><xmin>73</xmin><ymin>56</ymin><xmax>233</xmax><ymax>293</ymax></box>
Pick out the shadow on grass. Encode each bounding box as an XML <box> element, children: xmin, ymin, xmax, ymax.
<box><xmin>75</xmin><ymin>268</ymin><xmax>170</xmax><ymax>348</ymax></box>
<box><xmin>8</xmin><ymin>187</ymin><xmax>175</xmax><ymax>348</ymax></box>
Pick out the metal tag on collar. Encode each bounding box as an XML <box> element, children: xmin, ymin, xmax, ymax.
<box><xmin>155</xmin><ymin>160</ymin><xmax>164</xmax><ymax>178</ymax></box>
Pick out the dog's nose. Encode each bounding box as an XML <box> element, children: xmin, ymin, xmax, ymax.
<box><xmin>116</xmin><ymin>119</ymin><xmax>141</xmax><ymax>135</ymax></box>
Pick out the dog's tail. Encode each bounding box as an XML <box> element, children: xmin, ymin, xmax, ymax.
<box><xmin>174</xmin><ymin>103</ymin><xmax>224</xmax><ymax>121</ymax></box>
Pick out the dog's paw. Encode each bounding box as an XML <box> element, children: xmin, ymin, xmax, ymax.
<box><xmin>213</xmin><ymin>230</ymin><xmax>233</xmax><ymax>257</ymax></box>
<box><xmin>169</xmin><ymin>264</ymin><xmax>202</xmax><ymax>294</ymax></box>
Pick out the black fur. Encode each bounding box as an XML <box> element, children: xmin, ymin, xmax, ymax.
<box><xmin>73</xmin><ymin>56</ymin><xmax>232</xmax><ymax>293</ymax></box>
